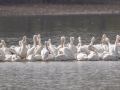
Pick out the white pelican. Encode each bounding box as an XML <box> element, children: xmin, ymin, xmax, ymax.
<box><xmin>47</xmin><ymin>39</ymin><xmax>58</xmax><ymax>56</ymax></box>
<box><xmin>54</xmin><ymin>54</ymin><xmax>68</xmax><ymax>61</ymax></box>
<box><xmin>102</xmin><ymin>54</ymin><xmax>118</xmax><ymax>61</ymax></box>
<box><xmin>41</xmin><ymin>41</ymin><xmax>54</xmax><ymax>61</ymax></box>
<box><xmin>68</xmin><ymin>37</ymin><xmax>77</xmax><ymax>53</ymax></box>
<box><xmin>101</xmin><ymin>38</ymin><xmax>118</xmax><ymax>61</ymax></box>
<box><xmin>27</xmin><ymin>54</ymin><xmax>42</xmax><ymax>61</ymax></box>
<box><xmin>76</xmin><ymin>36</ymin><xmax>82</xmax><ymax>49</ymax></box>
<box><xmin>27</xmin><ymin>35</ymin><xmax>37</xmax><ymax>56</ymax></box>
<box><xmin>1</xmin><ymin>40</ymin><xmax>17</xmax><ymax>55</ymax></box>
<box><xmin>18</xmin><ymin>36</ymin><xmax>27</xmax><ymax>59</ymax></box>
<box><xmin>58</xmin><ymin>36</ymin><xmax>75</xmax><ymax>60</ymax></box>
<box><xmin>11</xmin><ymin>54</ymin><xmax>21</xmax><ymax>62</ymax></box>
<box><xmin>76</xmin><ymin>52</ymin><xmax>88</xmax><ymax>61</ymax></box>
<box><xmin>92</xmin><ymin>36</ymin><xmax>104</xmax><ymax>53</ymax></box>
<box><xmin>34</xmin><ymin>34</ymin><xmax>43</xmax><ymax>55</ymax></box>
<box><xmin>88</xmin><ymin>44</ymin><xmax>100</xmax><ymax>61</ymax></box>
<box><xmin>77</xmin><ymin>37</ymin><xmax>95</xmax><ymax>55</ymax></box>
<box><xmin>57</xmin><ymin>36</ymin><xmax>68</xmax><ymax>50</ymax></box>
<box><xmin>4</xmin><ymin>55</ymin><xmax>12</xmax><ymax>61</ymax></box>
<box><xmin>100</xmin><ymin>34</ymin><xmax>109</xmax><ymax>52</ymax></box>
<box><xmin>105</xmin><ymin>37</ymin><xmax>118</xmax><ymax>55</ymax></box>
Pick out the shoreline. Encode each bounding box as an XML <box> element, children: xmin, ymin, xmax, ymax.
<box><xmin>0</xmin><ymin>4</ymin><xmax>120</xmax><ymax>16</ymax></box>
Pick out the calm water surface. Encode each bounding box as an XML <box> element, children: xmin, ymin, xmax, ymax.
<box><xmin>0</xmin><ymin>14</ymin><xmax>120</xmax><ymax>46</ymax></box>
<box><xmin>0</xmin><ymin>15</ymin><xmax>120</xmax><ymax>90</ymax></box>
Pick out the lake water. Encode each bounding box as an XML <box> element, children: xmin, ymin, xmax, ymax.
<box><xmin>0</xmin><ymin>14</ymin><xmax>120</xmax><ymax>90</ymax></box>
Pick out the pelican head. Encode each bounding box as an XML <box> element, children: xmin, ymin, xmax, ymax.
<box><xmin>1</xmin><ymin>40</ymin><xmax>6</xmax><ymax>47</ymax></box>
<box><xmin>33</xmin><ymin>35</ymin><xmax>38</xmax><ymax>45</ymax></box>
<box><xmin>105</xmin><ymin>38</ymin><xmax>110</xmax><ymax>44</ymax></box>
<box><xmin>78</xmin><ymin>36</ymin><xmax>81</xmax><ymax>43</ymax></box>
<box><xmin>88</xmin><ymin>44</ymin><xmax>93</xmax><ymax>51</ymax></box>
<box><xmin>61</xmin><ymin>36</ymin><xmax>65</xmax><ymax>47</ymax></box>
<box><xmin>21</xmin><ymin>39</ymin><xmax>26</xmax><ymax>46</ymax></box>
<box><xmin>88</xmin><ymin>44</ymin><xmax>98</xmax><ymax>54</ymax></box>
<box><xmin>61</xmin><ymin>36</ymin><xmax>65</xmax><ymax>43</ymax></box>
<box><xmin>117</xmin><ymin>35</ymin><xmax>120</xmax><ymax>41</ymax></box>
<box><xmin>48</xmin><ymin>39</ymin><xmax>51</xmax><ymax>42</ymax></box>
<box><xmin>22</xmin><ymin>36</ymin><xmax>27</xmax><ymax>43</ymax></box>
<box><xmin>103</xmin><ymin>34</ymin><xmax>106</xmax><ymax>38</ymax></box>
<box><xmin>61</xmin><ymin>36</ymin><xmax>65</xmax><ymax>40</ymax></box>
<box><xmin>47</xmin><ymin>39</ymin><xmax>51</xmax><ymax>46</ymax></box>
<box><xmin>90</xmin><ymin>37</ymin><xmax>95</xmax><ymax>45</ymax></box>
<box><xmin>37</xmin><ymin>35</ymin><xmax>42</xmax><ymax>46</ymax></box>
<box><xmin>33</xmin><ymin>35</ymin><xmax>37</xmax><ymax>41</ymax></box>
<box><xmin>100</xmin><ymin>34</ymin><xmax>107</xmax><ymax>44</ymax></box>
<box><xmin>70</xmin><ymin>37</ymin><xmax>74</xmax><ymax>44</ymax></box>
<box><xmin>115</xmin><ymin>35</ymin><xmax>120</xmax><ymax>45</ymax></box>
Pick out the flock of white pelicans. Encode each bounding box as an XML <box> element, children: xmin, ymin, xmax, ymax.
<box><xmin>0</xmin><ymin>34</ymin><xmax>120</xmax><ymax>62</ymax></box>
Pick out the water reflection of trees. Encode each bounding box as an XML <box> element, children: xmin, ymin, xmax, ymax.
<box><xmin>0</xmin><ymin>15</ymin><xmax>120</xmax><ymax>44</ymax></box>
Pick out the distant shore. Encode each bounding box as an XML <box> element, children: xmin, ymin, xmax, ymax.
<box><xmin>0</xmin><ymin>4</ymin><xmax>120</xmax><ymax>16</ymax></box>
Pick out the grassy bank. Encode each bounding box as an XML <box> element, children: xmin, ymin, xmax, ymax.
<box><xmin>0</xmin><ymin>4</ymin><xmax>120</xmax><ymax>16</ymax></box>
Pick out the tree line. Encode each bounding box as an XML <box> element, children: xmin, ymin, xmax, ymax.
<box><xmin>0</xmin><ymin>0</ymin><xmax>120</xmax><ymax>4</ymax></box>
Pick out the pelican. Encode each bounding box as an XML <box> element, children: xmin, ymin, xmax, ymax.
<box><xmin>47</xmin><ymin>39</ymin><xmax>58</xmax><ymax>56</ymax></box>
<box><xmin>68</xmin><ymin>37</ymin><xmax>77</xmax><ymax>53</ymax></box>
<box><xmin>54</xmin><ymin>54</ymin><xmax>68</xmax><ymax>61</ymax></box>
<box><xmin>4</xmin><ymin>55</ymin><xmax>12</xmax><ymax>62</ymax></box>
<box><xmin>18</xmin><ymin>36</ymin><xmax>27</xmax><ymax>59</ymax></box>
<box><xmin>57</xmin><ymin>36</ymin><xmax>68</xmax><ymax>50</ymax></box>
<box><xmin>102</xmin><ymin>54</ymin><xmax>118</xmax><ymax>61</ymax></box>
<box><xmin>92</xmin><ymin>37</ymin><xmax>104</xmax><ymax>53</ymax></box>
<box><xmin>77</xmin><ymin>37</ymin><xmax>95</xmax><ymax>55</ymax></box>
<box><xmin>76</xmin><ymin>52</ymin><xmax>88</xmax><ymax>61</ymax></box>
<box><xmin>76</xmin><ymin>36</ymin><xmax>82</xmax><ymax>49</ymax></box>
<box><xmin>58</xmin><ymin>36</ymin><xmax>75</xmax><ymax>60</ymax></box>
<box><xmin>100</xmin><ymin>34</ymin><xmax>109</xmax><ymax>52</ymax></box>
<box><xmin>11</xmin><ymin>54</ymin><xmax>21</xmax><ymax>62</ymax></box>
<box><xmin>27</xmin><ymin>35</ymin><xmax>37</xmax><ymax>56</ymax></box>
<box><xmin>88</xmin><ymin>44</ymin><xmax>99</xmax><ymax>61</ymax></box>
<box><xmin>41</xmin><ymin>41</ymin><xmax>54</xmax><ymax>61</ymax></box>
<box><xmin>101</xmin><ymin>38</ymin><xmax>118</xmax><ymax>61</ymax></box>
<box><xmin>34</xmin><ymin>34</ymin><xmax>43</xmax><ymax>55</ymax></box>
<box><xmin>105</xmin><ymin>36</ymin><xmax>119</xmax><ymax>55</ymax></box>
<box><xmin>1</xmin><ymin>40</ymin><xmax>17</xmax><ymax>55</ymax></box>
<box><xmin>27</xmin><ymin>54</ymin><xmax>42</xmax><ymax>61</ymax></box>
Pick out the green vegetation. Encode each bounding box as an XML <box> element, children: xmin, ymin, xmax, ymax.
<box><xmin>0</xmin><ymin>0</ymin><xmax>120</xmax><ymax>4</ymax></box>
